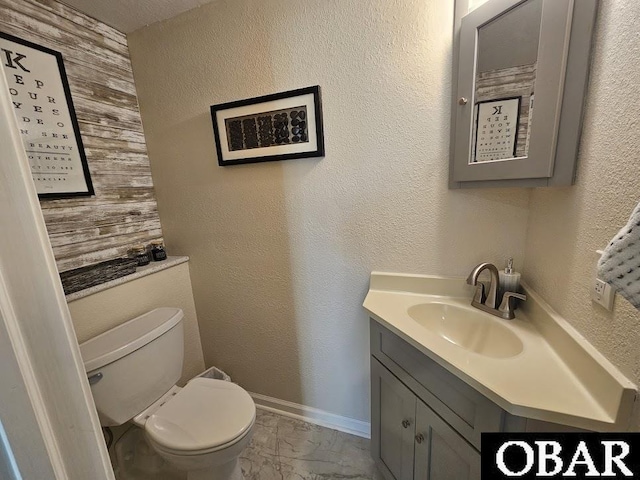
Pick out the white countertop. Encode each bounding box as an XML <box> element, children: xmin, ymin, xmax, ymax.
<box><xmin>65</xmin><ymin>256</ymin><xmax>189</xmax><ymax>302</ymax></box>
<box><xmin>363</xmin><ymin>272</ymin><xmax>636</xmax><ymax>431</ymax></box>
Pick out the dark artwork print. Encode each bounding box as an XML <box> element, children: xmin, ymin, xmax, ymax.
<box><xmin>225</xmin><ymin>106</ymin><xmax>308</xmax><ymax>151</ymax></box>
<box><xmin>242</xmin><ymin>118</ymin><xmax>259</xmax><ymax>149</ymax></box>
<box><xmin>227</xmin><ymin>119</ymin><xmax>244</xmax><ymax>151</ymax></box>
<box><xmin>257</xmin><ymin>115</ymin><xmax>274</xmax><ymax>147</ymax></box>
<box><xmin>273</xmin><ymin>112</ymin><xmax>290</xmax><ymax>145</ymax></box>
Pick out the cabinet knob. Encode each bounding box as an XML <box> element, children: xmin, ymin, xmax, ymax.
<box><xmin>415</xmin><ymin>433</ymin><xmax>425</xmax><ymax>444</ymax></box>
<box><xmin>458</xmin><ymin>97</ymin><xmax>469</xmax><ymax>106</ymax></box>
<box><xmin>402</xmin><ymin>419</ymin><xmax>411</xmax><ymax>429</ymax></box>
<box><xmin>88</xmin><ymin>372</ymin><xmax>103</xmax><ymax>385</ymax></box>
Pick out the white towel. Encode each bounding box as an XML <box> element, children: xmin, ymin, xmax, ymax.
<box><xmin>597</xmin><ymin>202</ymin><xmax>640</xmax><ymax>309</ymax></box>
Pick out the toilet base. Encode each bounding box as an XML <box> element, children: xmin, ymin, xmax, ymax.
<box><xmin>148</xmin><ymin>420</ymin><xmax>254</xmax><ymax>480</ymax></box>
<box><xmin>113</xmin><ymin>425</ymin><xmax>185</xmax><ymax>480</ymax></box>
<box><xmin>187</xmin><ymin>458</ymin><xmax>242</xmax><ymax>480</ymax></box>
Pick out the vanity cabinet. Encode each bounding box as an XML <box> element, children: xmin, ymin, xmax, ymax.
<box><xmin>372</xmin><ymin>358</ymin><xmax>480</xmax><ymax>480</ymax></box>
<box><xmin>369</xmin><ymin>319</ymin><xmax>582</xmax><ymax>480</ymax></box>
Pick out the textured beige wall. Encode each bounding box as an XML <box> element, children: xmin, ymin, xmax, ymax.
<box><xmin>127</xmin><ymin>0</ymin><xmax>530</xmax><ymax>422</ymax></box>
<box><xmin>68</xmin><ymin>262</ymin><xmax>205</xmax><ymax>384</ymax></box>
<box><xmin>523</xmin><ymin>0</ymin><xmax>640</xmax><ymax>429</ymax></box>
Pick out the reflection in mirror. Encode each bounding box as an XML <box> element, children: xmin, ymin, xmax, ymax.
<box><xmin>470</xmin><ymin>0</ymin><xmax>542</xmax><ymax>164</ymax></box>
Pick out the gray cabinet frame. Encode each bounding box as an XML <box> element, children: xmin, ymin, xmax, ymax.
<box><xmin>371</xmin><ymin>358</ymin><xmax>416</xmax><ymax>480</ymax></box>
<box><xmin>371</xmin><ymin>358</ymin><xmax>481</xmax><ymax>480</ymax></box>
<box><xmin>414</xmin><ymin>401</ymin><xmax>481</xmax><ymax>480</ymax></box>
<box><xmin>449</xmin><ymin>0</ymin><xmax>599</xmax><ymax>188</ymax></box>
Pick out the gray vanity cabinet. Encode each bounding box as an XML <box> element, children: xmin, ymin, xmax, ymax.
<box><xmin>373</xmin><ymin>358</ymin><xmax>417</xmax><ymax>480</ymax></box>
<box><xmin>370</xmin><ymin>319</ymin><xmax>584</xmax><ymax>480</ymax></box>
<box><xmin>371</xmin><ymin>358</ymin><xmax>480</xmax><ymax>480</ymax></box>
<box><xmin>414</xmin><ymin>401</ymin><xmax>481</xmax><ymax>480</ymax></box>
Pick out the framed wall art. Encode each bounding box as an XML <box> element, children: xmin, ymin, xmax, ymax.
<box><xmin>0</xmin><ymin>31</ymin><xmax>94</xmax><ymax>199</ymax></box>
<box><xmin>210</xmin><ymin>85</ymin><xmax>324</xmax><ymax>166</ymax></box>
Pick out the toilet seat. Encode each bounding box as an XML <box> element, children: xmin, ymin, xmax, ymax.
<box><xmin>144</xmin><ymin>377</ymin><xmax>256</xmax><ymax>455</ymax></box>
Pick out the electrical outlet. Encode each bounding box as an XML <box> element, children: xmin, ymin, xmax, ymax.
<box><xmin>592</xmin><ymin>278</ymin><xmax>615</xmax><ymax>311</ymax></box>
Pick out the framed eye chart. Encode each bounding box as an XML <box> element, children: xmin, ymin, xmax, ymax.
<box><xmin>0</xmin><ymin>31</ymin><xmax>94</xmax><ymax>199</ymax></box>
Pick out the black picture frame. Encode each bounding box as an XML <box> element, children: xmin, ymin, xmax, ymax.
<box><xmin>0</xmin><ymin>31</ymin><xmax>94</xmax><ymax>199</ymax></box>
<box><xmin>472</xmin><ymin>96</ymin><xmax>522</xmax><ymax>164</ymax></box>
<box><xmin>210</xmin><ymin>86</ymin><xmax>325</xmax><ymax>166</ymax></box>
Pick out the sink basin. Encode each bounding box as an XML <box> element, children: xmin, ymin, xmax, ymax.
<box><xmin>407</xmin><ymin>302</ymin><xmax>523</xmax><ymax>359</ymax></box>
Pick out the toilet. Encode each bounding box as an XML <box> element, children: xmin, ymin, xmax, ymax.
<box><xmin>79</xmin><ymin>307</ymin><xmax>255</xmax><ymax>480</ymax></box>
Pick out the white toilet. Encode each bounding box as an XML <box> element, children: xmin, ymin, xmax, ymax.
<box><xmin>80</xmin><ymin>307</ymin><xmax>255</xmax><ymax>480</ymax></box>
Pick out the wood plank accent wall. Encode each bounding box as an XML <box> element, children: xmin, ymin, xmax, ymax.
<box><xmin>0</xmin><ymin>0</ymin><xmax>163</xmax><ymax>273</ymax></box>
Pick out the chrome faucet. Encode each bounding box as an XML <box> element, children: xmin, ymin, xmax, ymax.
<box><xmin>466</xmin><ymin>263</ymin><xmax>526</xmax><ymax>320</ymax></box>
<box><xmin>467</xmin><ymin>263</ymin><xmax>500</xmax><ymax>308</ymax></box>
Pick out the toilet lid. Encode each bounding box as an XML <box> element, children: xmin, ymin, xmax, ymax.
<box><xmin>145</xmin><ymin>378</ymin><xmax>255</xmax><ymax>452</ymax></box>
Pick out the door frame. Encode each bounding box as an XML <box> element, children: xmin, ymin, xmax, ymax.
<box><xmin>0</xmin><ymin>66</ymin><xmax>114</xmax><ymax>479</ymax></box>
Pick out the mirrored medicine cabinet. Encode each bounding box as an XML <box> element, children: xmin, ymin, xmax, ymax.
<box><xmin>449</xmin><ymin>0</ymin><xmax>599</xmax><ymax>188</ymax></box>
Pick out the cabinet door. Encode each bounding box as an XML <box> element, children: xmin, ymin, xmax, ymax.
<box><xmin>449</xmin><ymin>0</ymin><xmax>598</xmax><ymax>188</ymax></box>
<box><xmin>414</xmin><ymin>401</ymin><xmax>480</xmax><ymax>480</ymax></box>
<box><xmin>371</xmin><ymin>359</ymin><xmax>416</xmax><ymax>480</ymax></box>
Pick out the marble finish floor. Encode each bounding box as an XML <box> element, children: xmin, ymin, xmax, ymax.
<box><xmin>111</xmin><ymin>408</ymin><xmax>383</xmax><ymax>480</ymax></box>
<box><xmin>241</xmin><ymin>409</ymin><xmax>383</xmax><ymax>480</ymax></box>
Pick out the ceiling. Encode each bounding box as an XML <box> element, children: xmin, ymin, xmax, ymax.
<box><xmin>61</xmin><ymin>0</ymin><xmax>215</xmax><ymax>33</ymax></box>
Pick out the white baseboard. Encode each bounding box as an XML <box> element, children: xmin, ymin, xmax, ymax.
<box><xmin>249</xmin><ymin>392</ymin><xmax>371</xmax><ymax>439</ymax></box>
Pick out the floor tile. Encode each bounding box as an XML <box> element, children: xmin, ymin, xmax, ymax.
<box><xmin>240</xmin><ymin>409</ymin><xmax>383</xmax><ymax>480</ymax></box>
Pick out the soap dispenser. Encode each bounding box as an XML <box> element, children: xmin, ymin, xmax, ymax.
<box><xmin>499</xmin><ymin>258</ymin><xmax>521</xmax><ymax>294</ymax></box>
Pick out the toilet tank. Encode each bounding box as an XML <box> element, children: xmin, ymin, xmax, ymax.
<box><xmin>80</xmin><ymin>307</ymin><xmax>184</xmax><ymax>426</ymax></box>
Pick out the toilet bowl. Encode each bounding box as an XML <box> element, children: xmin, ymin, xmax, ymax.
<box><xmin>139</xmin><ymin>377</ymin><xmax>255</xmax><ymax>479</ymax></box>
<box><xmin>79</xmin><ymin>308</ymin><xmax>255</xmax><ymax>479</ymax></box>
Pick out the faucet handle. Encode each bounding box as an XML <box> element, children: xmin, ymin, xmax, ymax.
<box><xmin>498</xmin><ymin>292</ymin><xmax>527</xmax><ymax>319</ymax></box>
